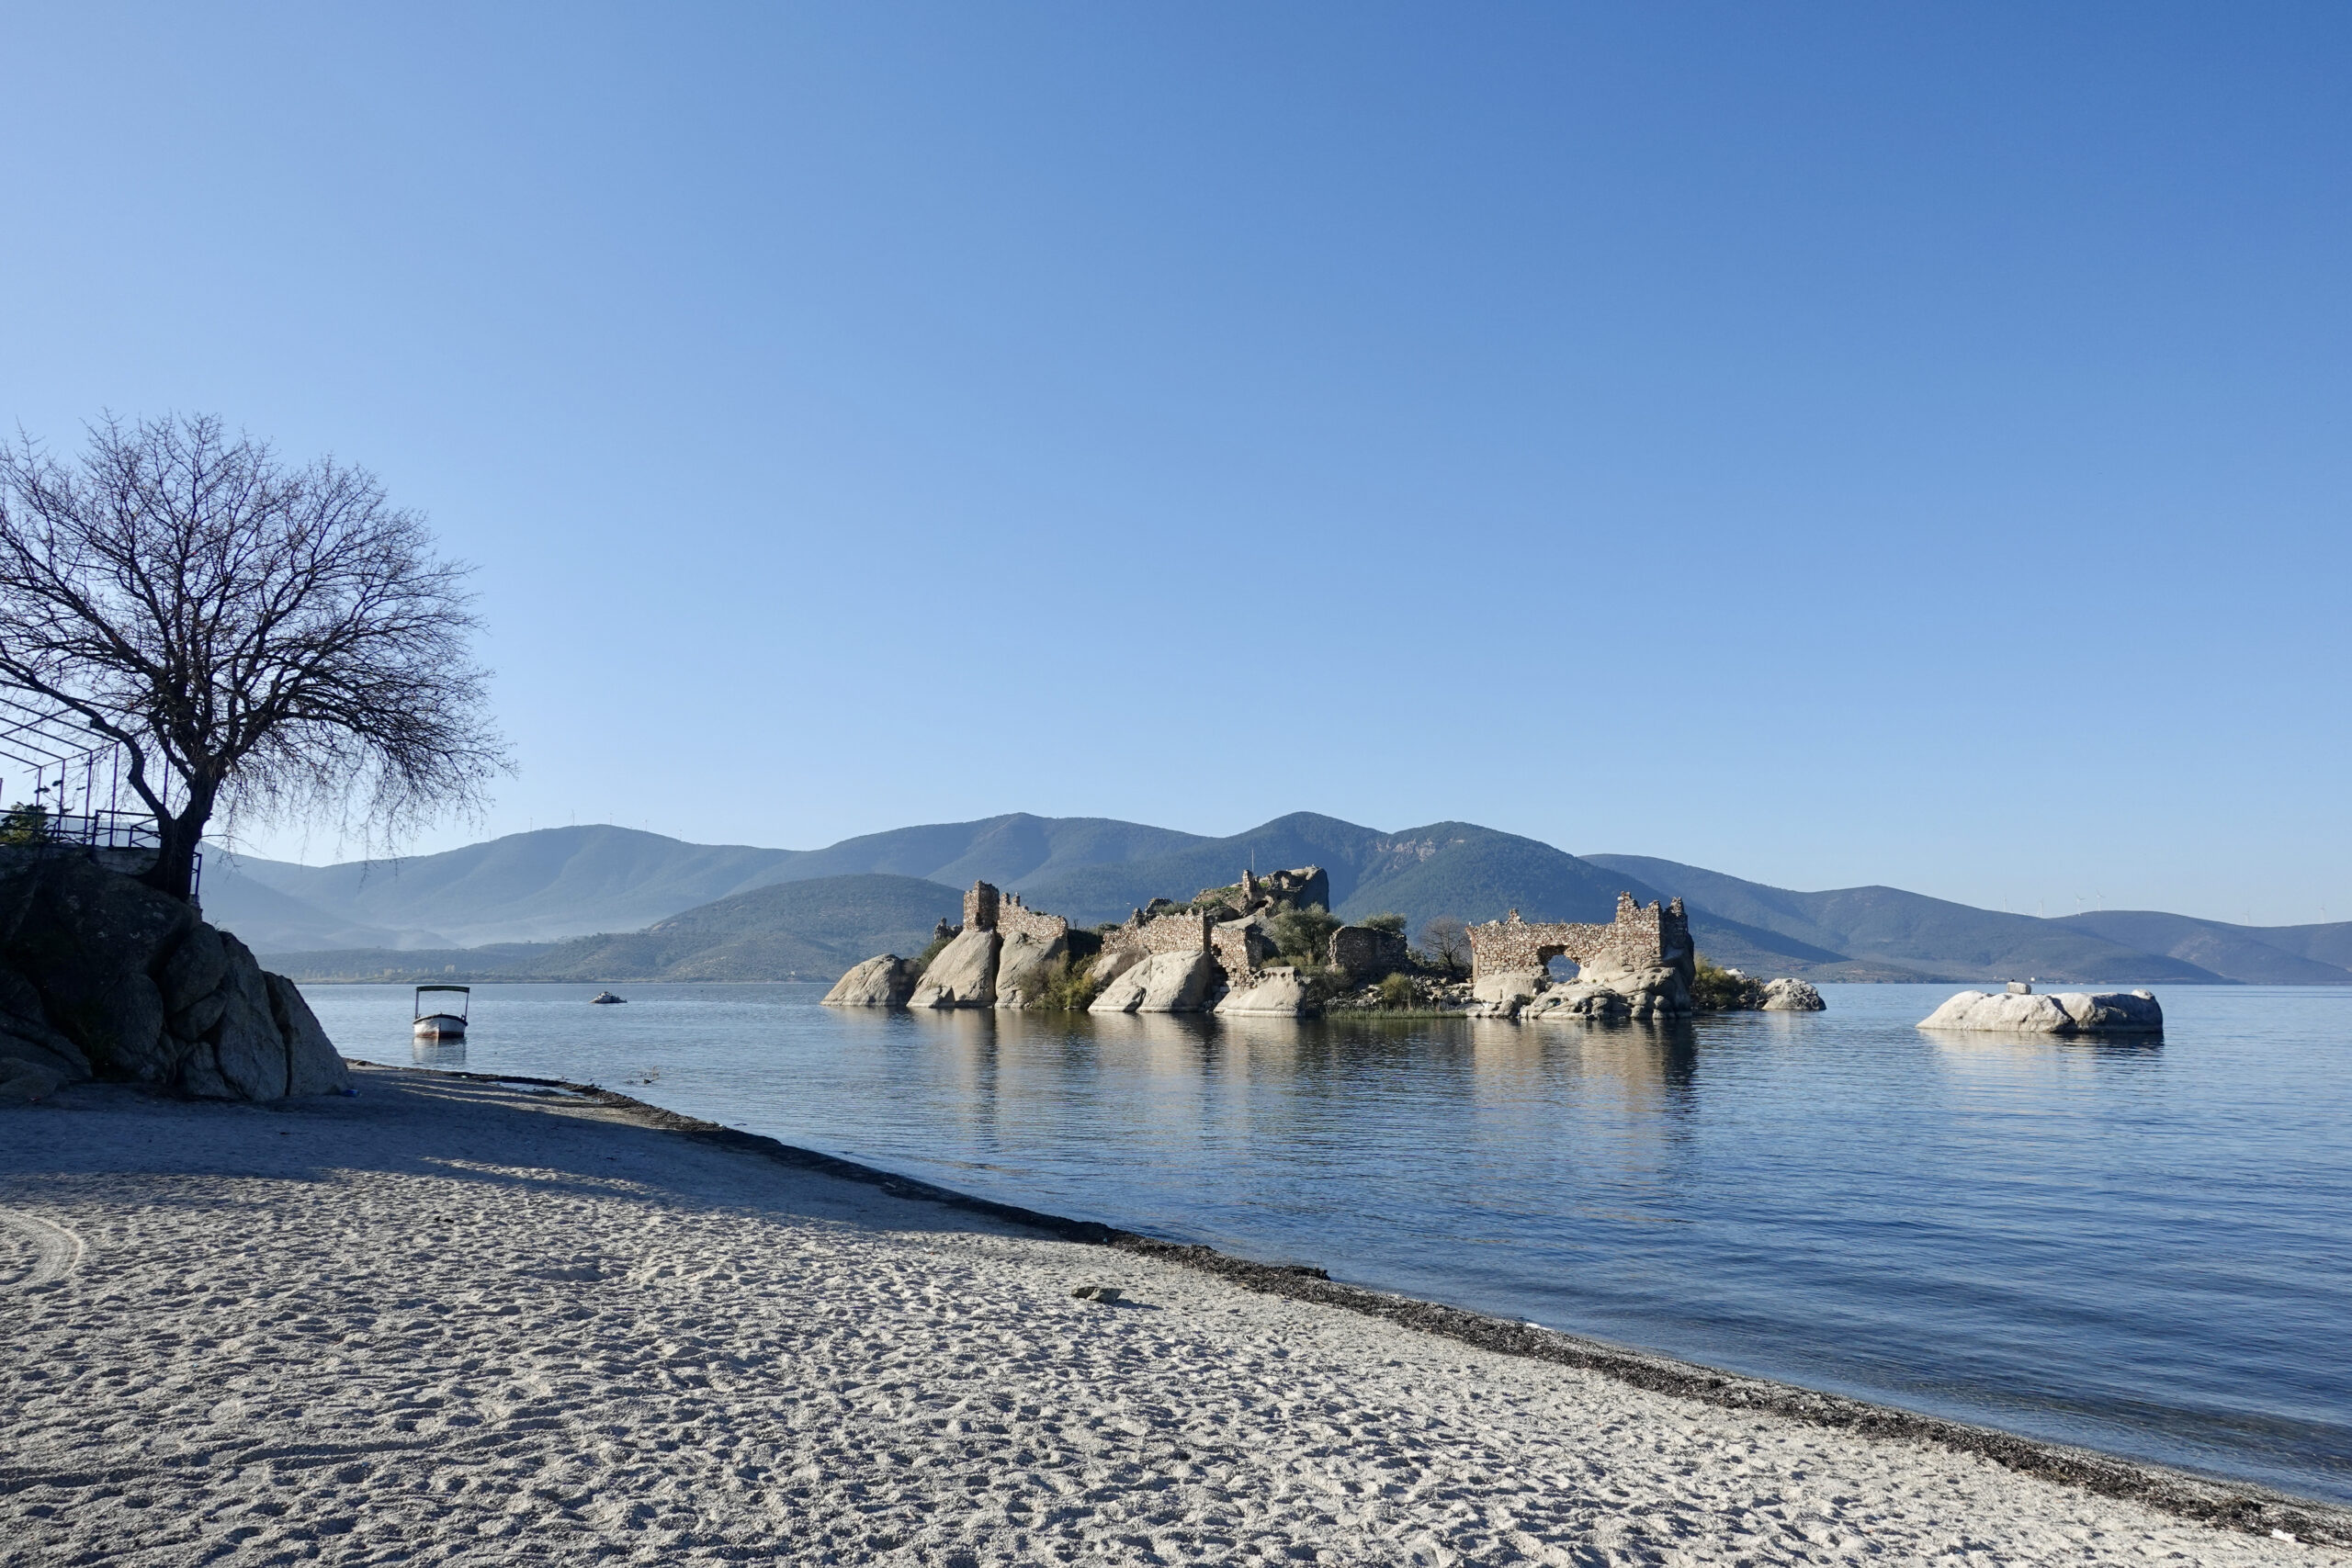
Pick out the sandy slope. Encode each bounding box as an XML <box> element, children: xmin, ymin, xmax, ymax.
<box><xmin>0</xmin><ymin>1067</ymin><xmax>2335</xmax><ymax>1567</ymax></box>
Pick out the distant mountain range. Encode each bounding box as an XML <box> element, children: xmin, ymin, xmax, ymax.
<box><xmin>238</xmin><ymin>812</ymin><xmax>2352</xmax><ymax>987</ymax></box>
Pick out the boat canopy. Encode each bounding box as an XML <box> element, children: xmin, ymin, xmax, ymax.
<box><xmin>413</xmin><ymin>984</ymin><xmax>471</xmax><ymax>1021</ymax></box>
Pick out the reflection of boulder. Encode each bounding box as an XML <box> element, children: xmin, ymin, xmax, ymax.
<box><xmin>822</xmin><ymin>954</ymin><xmax>922</xmax><ymax>1008</ymax></box>
<box><xmin>993</xmin><ymin>929</ymin><xmax>1069</xmax><ymax>1010</ymax></box>
<box><xmin>1214</xmin><ymin>968</ymin><xmax>1317</xmax><ymax>1018</ymax></box>
<box><xmin>908</xmin><ymin>928</ymin><xmax>1000</xmax><ymax>1009</ymax></box>
<box><xmin>1089</xmin><ymin>950</ymin><xmax>1217</xmax><ymax>1014</ymax></box>
<box><xmin>1761</xmin><ymin>977</ymin><xmax>1826</xmax><ymax>1011</ymax></box>
<box><xmin>0</xmin><ymin>854</ymin><xmax>347</xmax><ymax>1100</ymax></box>
<box><xmin>1919</xmin><ymin>989</ymin><xmax>2161</xmax><ymax>1034</ymax></box>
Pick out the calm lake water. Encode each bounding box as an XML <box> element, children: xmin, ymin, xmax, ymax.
<box><xmin>302</xmin><ymin>980</ymin><xmax>2352</xmax><ymax>1506</ymax></box>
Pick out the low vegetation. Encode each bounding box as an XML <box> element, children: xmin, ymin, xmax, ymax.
<box><xmin>1268</xmin><ymin>905</ymin><xmax>1341</xmax><ymax>968</ymax></box>
<box><xmin>1376</xmin><ymin>972</ymin><xmax>1416</xmax><ymax>1010</ymax></box>
<box><xmin>1690</xmin><ymin>953</ymin><xmax>1765</xmax><ymax>1011</ymax></box>
<box><xmin>1031</xmin><ymin>953</ymin><xmax>1104</xmax><ymax>1012</ymax></box>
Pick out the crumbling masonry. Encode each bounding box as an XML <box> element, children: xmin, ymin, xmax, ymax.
<box><xmin>1466</xmin><ymin>893</ymin><xmax>1690</xmax><ymax>981</ymax></box>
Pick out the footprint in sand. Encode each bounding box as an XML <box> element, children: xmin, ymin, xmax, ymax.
<box><xmin>0</xmin><ymin>1209</ymin><xmax>85</xmax><ymax>1290</ymax></box>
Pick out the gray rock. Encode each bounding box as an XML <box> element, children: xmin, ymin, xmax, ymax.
<box><xmin>1917</xmin><ymin>988</ymin><xmax>2163</xmax><ymax>1034</ymax></box>
<box><xmin>1214</xmin><ymin>968</ymin><xmax>1319</xmax><ymax>1018</ymax></box>
<box><xmin>821</xmin><ymin>954</ymin><xmax>923</xmax><ymax>1008</ymax></box>
<box><xmin>266</xmin><ymin>972</ymin><xmax>351</xmax><ymax>1095</ymax></box>
<box><xmin>1090</xmin><ymin>950</ymin><xmax>1218</xmax><ymax>1014</ymax></box>
<box><xmin>0</xmin><ymin>1055</ymin><xmax>64</xmax><ymax>1101</ymax></box>
<box><xmin>1087</xmin><ymin>945</ymin><xmax>1146</xmax><ymax>990</ymax></box>
<box><xmin>993</xmin><ymin>930</ymin><xmax>1069</xmax><ymax>1010</ymax></box>
<box><xmin>1472</xmin><ymin>970</ymin><xmax>1548</xmax><ymax>1008</ymax></box>
<box><xmin>908</xmin><ymin>928</ymin><xmax>1001</xmax><ymax>1009</ymax></box>
<box><xmin>203</xmin><ymin>938</ymin><xmax>288</xmax><ymax>1100</ymax></box>
<box><xmin>1761</xmin><ymin>977</ymin><xmax>1826</xmax><ymax>1011</ymax></box>
<box><xmin>1521</xmin><ymin>984</ymin><xmax>1633</xmax><ymax>1021</ymax></box>
<box><xmin>157</xmin><ymin>923</ymin><xmax>229</xmax><ymax>1015</ymax></box>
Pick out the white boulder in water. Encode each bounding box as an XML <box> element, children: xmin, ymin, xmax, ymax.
<box><xmin>1089</xmin><ymin>950</ymin><xmax>1217</xmax><ymax>1014</ymax></box>
<box><xmin>907</xmin><ymin>928</ymin><xmax>1001</xmax><ymax>1009</ymax></box>
<box><xmin>822</xmin><ymin>955</ymin><xmax>922</xmax><ymax>1008</ymax></box>
<box><xmin>1917</xmin><ymin>988</ymin><xmax>2162</xmax><ymax>1034</ymax></box>
<box><xmin>1760</xmin><ymin>977</ymin><xmax>1826</xmax><ymax>1011</ymax></box>
<box><xmin>1214</xmin><ymin>968</ymin><xmax>1318</xmax><ymax>1018</ymax></box>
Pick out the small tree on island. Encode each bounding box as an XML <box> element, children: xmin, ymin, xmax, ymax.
<box><xmin>0</xmin><ymin>414</ymin><xmax>507</xmax><ymax>902</ymax></box>
<box><xmin>1417</xmin><ymin>915</ymin><xmax>1471</xmax><ymax>976</ymax></box>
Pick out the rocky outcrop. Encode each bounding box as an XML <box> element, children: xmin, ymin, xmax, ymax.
<box><xmin>1474</xmin><ymin>953</ymin><xmax>1693</xmax><ymax>1022</ymax></box>
<box><xmin>822</xmin><ymin>954</ymin><xmax>923</xmax><ymax>1008</ymax></box>
<box><xmin>993</xmin><ymin>929</ymin><xmax>1069</xmax><ymax>1010</ymax></box>
<box><xmin>1761</xmin><ymin>977</ymin><xmax>1826</xmax><ymax>1011</ymax></box>
<box><xmin>1214</xmin><ymin>968</ymin><xmax>1318</xmax><ymax>1018</ymax></box>
<box><xmin>1918</xmin><ymin>988</ymin><xmax>2162</xmax><ymax>1034</ymax></box>
<box><xmin>0</xmin><ymin>853</ymin><xmax>348</xmax><ymax>1100</ymax></box>
<box><xmin>907</xmin><ymin>928</ymin><xmax>1000</xmax><ymax>1009</ymax></box>
<box><xmin>1090</xmin><ymin>950</ymin><xmax>1218</xmax><ymax>1014</ymax></box>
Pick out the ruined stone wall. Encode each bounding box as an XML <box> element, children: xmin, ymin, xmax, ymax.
<box><xmin>1468</xmin><ymin>893</ymin><xmax>1689</xmax><ymax>980</ymax></box>
<box><xmin>1329</xmin><ymin>924</ymin><xmax>1410</xmax><ymax>981</ymax></box>
<box><xmin>1209</xmin><ymin>923</ymin><xmax>1270</xmax><ymax>986</ymax></box>
<box><xmin>1101</xmin><ymin>909</ymin><xmax>1212</xmax><ymax>966</ymax></box>
<box><xmin>961</xmin><ymin>881</ymin><xmax>1069</xmax><ymax>945</ymax></box>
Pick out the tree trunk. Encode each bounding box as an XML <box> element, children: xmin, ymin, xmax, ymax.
<box><xmin>138</xmin><ymin>805</ymin><xmax>209</xmax><ymax>905</ymax></box>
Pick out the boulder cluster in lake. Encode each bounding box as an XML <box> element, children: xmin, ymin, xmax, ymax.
<box><xmin>828</xmin><ymin>873</ymin><xmax>1828</xmax><ymax>1022</ymax></box>
<box><xmin>1917</xmin><ymin>985</ymin><xmax>2163</xmax><ymax>1034</ymax></box>
<box><xmin>0</xmin><ymin>852</ymin><xmax>350</xmax><ymax>1102</ymax></box>
<box><xmin>825</xmin><ymin>868</ymin><xmax>1351</xmax><ymax>1019</ymax></box>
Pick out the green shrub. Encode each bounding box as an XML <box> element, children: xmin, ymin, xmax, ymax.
<box><xmin>1033</xmin><ymin>954</ymin><xmax>1103</xmax><ymax>1012</ymax></box>
<box><xmin>1690</xmin><ymin>953</ymin><xmax>1764</xmax><ymax>1011</ymax></box>
<box><xmin>911</xmin><ymin>928</ymin><xmax>955</xmax><ymax>970</ymax></box>
<box><xmin>0</xmin><ymin>804</ymin><xmax>52</xmax><ymax>847</ymax></box>
<box><xmin>1376</xmin><ymin>972</ymin><xmax>1416</xmax><ymax>1010</ymax></box>
<box><xmin>1269</xmin><ymin>904</ymin><xmax>1341</xmax><ymax>967</ymax></box>
<box><xmin>1361</xmin><ymin>911</ymin><xmax>1407</xmax><ymax>934</ymax></box>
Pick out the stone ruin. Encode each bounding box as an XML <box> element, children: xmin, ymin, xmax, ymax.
<box><xmin>1464</xmin><ymin>893</ymin><xmax>1697</xmax><ymax>1021</ymax></box>
<box><xmin>823</xmin><ymin>865</ymin><xmax>1344</xmax><ymax>1018</ymax></box>
<box><xmin>824</xmin><ymin>872</ymin><xmax>1752</xmax><ymax>1026</ymax></box>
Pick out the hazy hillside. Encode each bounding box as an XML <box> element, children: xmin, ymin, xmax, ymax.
<box><xmin>222</xmin><ymin>814</ymin><xmax>1200</xmax><ymax>949</ymax></box>
<box><xmin>2052</xmin><ymin>910</ymin><xmax>2352</xmax><ymax>985</ymax></box>
<box><xmin>1588</xmin><ymin>855</ymin><xmax>2225</xmax><ymax>984</ymax></box>
<box><xmin>265</xmin><ymin>874</ymin><xmax>960</xmax><ymax>984</ymax></box>
<box><xmin>243</xmin><ymin>813</ymin><xmax>2350</xmax><ymax>989</ymax></box>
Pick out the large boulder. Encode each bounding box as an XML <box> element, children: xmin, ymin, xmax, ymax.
<box><xmin>907</xmin><ymin>928</ymin><xmax>1001</xmax><ymax>1009</ymax></box>
<box><xmin>1761</xmin><ymin>977</ymin><xmax>1826</xmax><ymax>1011</ymax></box>
<box><xmin>1918</xmin><ymin>988</ymin><xmax>2162</xmax><ymax>1034</ymax></box>
<box><xmin>1214</xmin><ymin>968</ymin><xmax>1318</xmax><ymax>1018</ymax></box>
<box><xmin>993</xmin><ymin>930</ymin><xmax>1069</xmax><ymax>1010</ymax></box>
<box><xmin>1090</xmin><ymin>950</ymin><xmax>1218</xmax><ymax>1014</ymax></box>
<box><xmin>0</xmin><ymin>852</ymin><xmax>349</xmax><ymax>1100</ymax></box>
<box><xmin>822</xmin><ymin>954</ymin><xmax>922</xmax><ymax>1008</ymax></box>
<box><xmin>1521</xmin><ymin>984</ymin><xmax>1631</xmax><ymax>1021</ymax></box>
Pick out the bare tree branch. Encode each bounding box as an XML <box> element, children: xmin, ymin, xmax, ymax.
<box><xmin>0</xmin><ymin>414</ymin><xmax>510</xmax><ymax>900</ymax></box>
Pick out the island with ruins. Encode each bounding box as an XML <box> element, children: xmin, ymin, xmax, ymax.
<box><xmin>822</xmin><ymin>866</ymin><xmax>1826</xmax><ymax>1019</ymax></box>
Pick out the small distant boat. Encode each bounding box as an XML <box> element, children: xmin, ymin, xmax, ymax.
<box><xmin>413</xmin><ymin>984</ymin><xmax>469</xmax><ymax>1040</ymax></box>
<box><xmin>589</xmin><ymin>991</ymin><xmax>627</xmax><ymax>1005</ymax></box>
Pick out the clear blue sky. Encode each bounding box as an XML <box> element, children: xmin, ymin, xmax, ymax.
<box><xmin>4</xmin><ymin>4</ymin><xmax>2346</xmax><ymax>923</ymax></box>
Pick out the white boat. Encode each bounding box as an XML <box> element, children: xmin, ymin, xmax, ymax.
<box><xmin>413</xmin><ymin>984</ymin><xmax>470</xmax><ymax>1040</ymax></box>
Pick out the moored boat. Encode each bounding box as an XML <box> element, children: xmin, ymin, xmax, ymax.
<box><xmin>413</xmin><ymin>984</ymin><xmax>470</xmax><ymax>1040</ymax></box>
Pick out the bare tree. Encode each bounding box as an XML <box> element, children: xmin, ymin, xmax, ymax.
<box><xmin>0</xmin><ymin>414</ymin><xmax>508</xmax><ymax>902</ymax></box>
<box><xmin>1418</xmin><ymin>915</ymin><xmax>1471</xmax><ymax>976</ymax></box>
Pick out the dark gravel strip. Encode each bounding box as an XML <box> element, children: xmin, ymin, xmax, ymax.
<box><xmin>393</xmin><ymin>1062</ymin><xmax>2352</xmax><ymax>1548</ymax></box>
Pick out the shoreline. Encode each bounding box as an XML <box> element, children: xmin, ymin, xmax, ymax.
<box><xmin>379</xmin><ymin>1058</ymin><xmax>2351</xmax><ymax>1548</ymax></box>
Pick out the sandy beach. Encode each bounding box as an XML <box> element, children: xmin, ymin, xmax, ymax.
<box><xmin>0</xmin><ymin>1066</ymin><xmax>2340</xmax><ymax>1566</ymax></box>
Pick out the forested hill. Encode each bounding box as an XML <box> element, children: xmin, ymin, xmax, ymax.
<box><xmin>251</xmin><ymin>813</ymin><xmax>2352</xmax><ymax>988</ymax></box>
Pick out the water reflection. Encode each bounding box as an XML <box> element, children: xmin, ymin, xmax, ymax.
<box><xmin>411</xmin><ymin>1039</ymin><xmax>467</xmax><ymax>1068</ymax></box>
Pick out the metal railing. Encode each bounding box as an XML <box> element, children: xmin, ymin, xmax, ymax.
<box><xmin>0</xmin><ymin>804</ymin><xmax>200</xmax><ymax>900</ymax></box>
